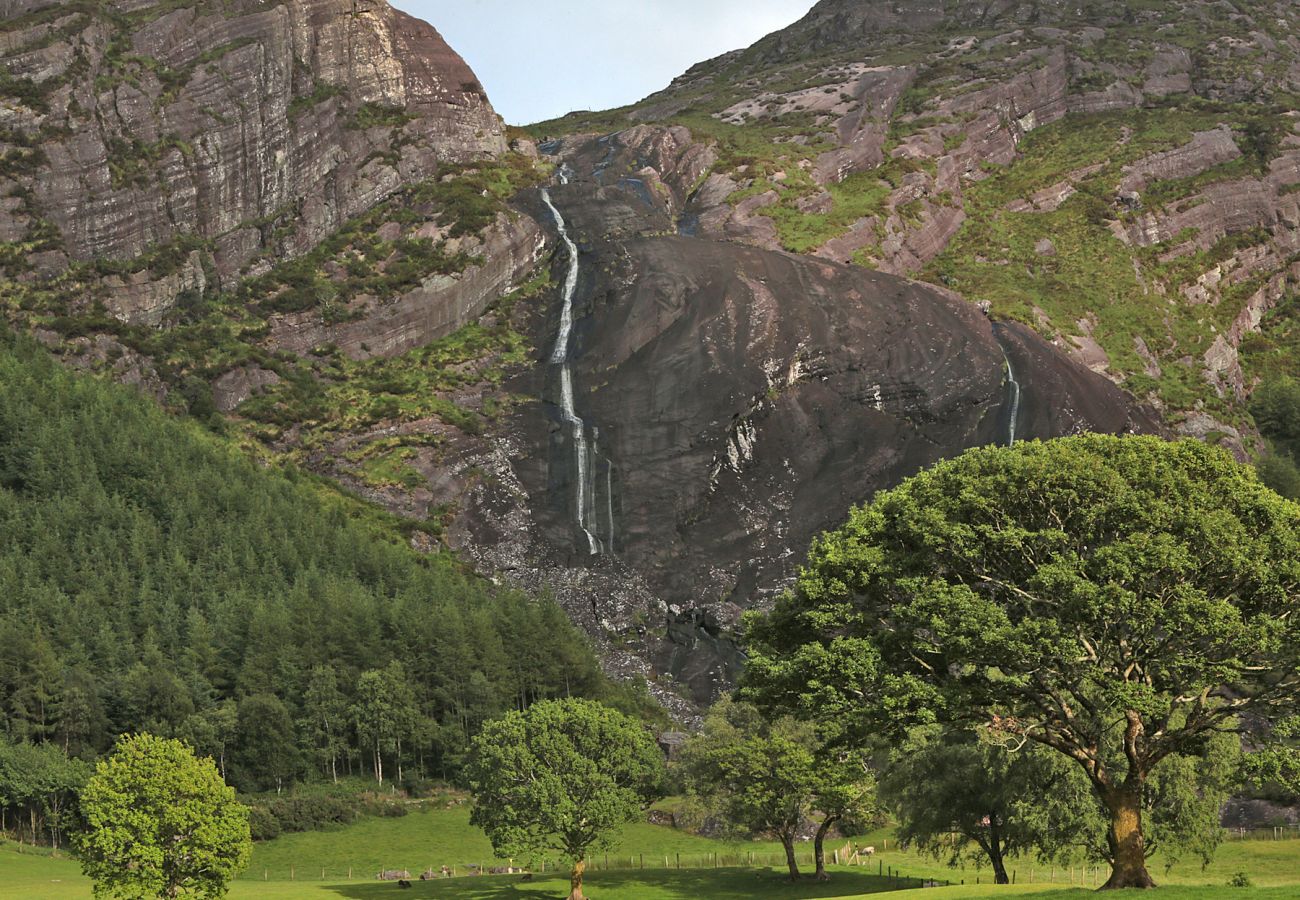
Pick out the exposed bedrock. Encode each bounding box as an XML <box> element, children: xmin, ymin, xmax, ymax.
<box><xmin>0</xmin><ymin>0</ymin><xmax>506</xmax><ymax>320</ymax></box>
<box><xmin>466</xmin><ymin>151</ymin><xmax>1157</xmax><ymax>704</ymax></box>
<box><xmin>268</xmin><ymin>209</ymin><xmax>548</xmax><ymax>360</ymax></box>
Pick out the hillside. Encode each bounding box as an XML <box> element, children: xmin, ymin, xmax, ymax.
<box><xmin>0</xmin><ymin>324</ymin><xmax>626</xmax><ymax>789</ymax></box>
<box><xmin>0</xmin><ymin>0</ymin><xmax>1192</xmax><ymax>710</ymax></box>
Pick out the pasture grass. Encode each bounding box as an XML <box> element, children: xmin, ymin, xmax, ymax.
<box><xmin>3</xmin><ymin>809</ymin><xmax>1299</xmax><ymax>900</ymax></box>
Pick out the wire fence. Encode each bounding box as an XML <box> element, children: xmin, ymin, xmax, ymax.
<box><xmin>237</xmin><ymin>849</ymin><xmax>958</xmax><ymax>887</ymax></box>
<box><xmin>235</xmin><ymin>829</ymin><xmax>1300</xmax><ymax>885</ymax></box>
<box><xmin>1224</xmin><ymin>824</ymin><xmax>1300</xmax><ymax>841</ymax></box>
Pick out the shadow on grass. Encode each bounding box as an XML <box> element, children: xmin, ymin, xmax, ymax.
<box><xmin>322</xmin><ymin>867</ymin><xmax>896</xmax><ymax>899</ymax></box>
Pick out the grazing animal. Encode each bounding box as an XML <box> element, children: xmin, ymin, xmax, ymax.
<box><xmin>521</xmin><ymin>873</ymin><xmax>534</xmax><ymax>882</ymax></box>
<box><xmin>397</xmin><ymin>879</ymin><xmax>412</xmax><ymax>889</ymax></box>
<box><xmin>862</xmin><ymin>846</ymin><xmax>876</xmax><ymax>856</ymax></box>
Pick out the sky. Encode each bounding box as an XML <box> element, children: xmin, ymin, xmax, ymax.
<box><xmin>393</xmin><ymin>0</ymin><xmax>817</xmax><ymax>125</ymax></box>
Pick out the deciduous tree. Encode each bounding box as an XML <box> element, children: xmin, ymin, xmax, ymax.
<box><xmin>467</xmin><ymin>699</ymin><xmax>663</xmax><ymax>900</ymax></box>
<box><xmin>76</xmin><ymin>734</ymin><xmax>250</xmax><ymax>899</ymax></box>
<box><xmin>301</xmin><ymin>666</ymin><xmax>347</xmax><ymax>784</ymax></box>
<box><xmin>880</xmin><ymin>728</ymin><xmax>1092</xmax><ymax>883</ymax></box>
<box><xmin>233</xmin><ymin>694</ymin><xmax>298</xmax><ymax>793</ymax></box>
<box><xmin>744</xmin><ymin>436</ymin><xmax>1300</xmax><ymax>889</ymax></box>
<box><xmin>680</xmin><ymin>698</ymin><xmax>875</xmax><ymax>881</ymax></box>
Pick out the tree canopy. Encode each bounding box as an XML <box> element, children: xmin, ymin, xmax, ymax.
<box><xmin>76</xmin><ymin>734</ymin><xmax>251</xmax><ymax>899</ymax></box>
<box><xmin>467</xmin><ymin>699</ymin><xmax>664</xmax><ymax>900</ymax></box>
<box><xmin>679</xmin><ymin>698</ymin><xmax>875</xmax><ymax>881</ymax></box>
<box><xmin>879</xmin><ymin>728</ymin><xmax>1086</xmax><ymax>884</ymax></box>
<box><xmin>744</xmin><ymin>435</ymin><xmax>1300</xmax><ymax>889</ymax></box>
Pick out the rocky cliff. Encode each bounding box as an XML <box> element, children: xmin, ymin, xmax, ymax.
<box><xmin>7</xmin><ymin>0</ymin><xmax>1290</xmax><ymax>713</ymax></box>
<box><xmin>0</xmin><ymin>0</ymin><xmax>526</xmax><ymax>331</ymax></box>
<box><xmin>436</xmin><ymin>138</ymin><xmax>1156</xmax><ymax>705</ymax></box>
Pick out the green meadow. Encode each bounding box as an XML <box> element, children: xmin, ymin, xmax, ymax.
<box><xmin>4</xmin><ymin>806</ymin><xmax>1298</xmax><ymax>900</ymax></box>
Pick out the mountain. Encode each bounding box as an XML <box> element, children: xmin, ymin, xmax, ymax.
<box><xmin>4</xmin><ymin>0</ymin><xmax>1291</xmax><ymax>713</ymax></box>
<box><xmin>536</xmin><ymin>0</ymin><xmax>1300</xmax><ymax>458</ymax></box>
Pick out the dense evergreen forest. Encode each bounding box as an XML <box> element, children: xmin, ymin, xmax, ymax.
<box><xmin>0</xmin><ymin>328</ymin><xmax>639</xmax><ymax>841</ymax></box>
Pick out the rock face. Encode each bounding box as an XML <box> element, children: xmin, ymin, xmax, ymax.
<box><xmin>268</xmin><ymin>210</ymin><xmax>548</xmax><ymax>359</ymax></box>
<box><xmin>9</xmin><ymin>0</ymin><xmax>1289</xmax><ymax>713</ymax></box>
<box><xmin>447</xmin><ymin>139</ymin><xmax>1157</xmax><ymax>704</ymax></box>
<box><xmin>0</xmin><ymin>0</ymin><xmax>507</xmax><ymax>324</ymax></box>
<box><xmin>534</xmin><ymin>0</ymin><xmax>1300</xmax><ymax>456</ymax></box>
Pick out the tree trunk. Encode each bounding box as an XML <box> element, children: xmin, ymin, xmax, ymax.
<box><xmin>987</xmin><ymin>819</ymin><xmax>1009</xmax><ymax>885</ymax></box>
<box><xmin>374</xmin><ymin>743</ymin><xmax>383</xmax><ymax>784</ymax></box>
<box><xmin>813</xmin><ymin>814</ymin><xmax>839</xmax><ymax>881</ymax></box>
<box><xmin>330</xmin><ymin>752</ymin><xmax>337</xmax><ymax>784</ymax></box>
<box><xmin>567</xmin><ymin>858</ymin><xmax>586</xmax><ymax>900</ymax></box>
<box><xmin>1101</xmin><ymin>785</ymin><xmax>1156</xmax><ymax>890</ymax></box>
<box><xmin>780</xmin><ymin>832</ymin><xmax>801</xmax><ymax>881</ymax></box>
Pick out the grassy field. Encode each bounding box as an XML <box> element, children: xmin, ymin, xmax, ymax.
<box><xmin>6</xmin><ymin>854</ymin><xmax>1300</xmax><ymax>900</ymax></box>
<box><xmin>3</xmin><ymin>808</ymin><xmax>1298</xmax><ymax>899</ymax></box>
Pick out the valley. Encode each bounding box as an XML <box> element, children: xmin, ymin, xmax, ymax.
<box><xmin>3</xmin><ymin>2</ymin><xmax>1300</xmax><ymax>896</ymax></box>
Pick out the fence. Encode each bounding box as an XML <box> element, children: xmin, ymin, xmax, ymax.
<box><xmin>235</xmin><ymin>829</ymin><xmax>1300</xmax><ymax>885</ymax></box>
<box><xmin>236</xmin><ymin>849</ymin><xmax>955</xmax><ymax>887</ymax></box>
<box><xmin>1224</xmin><ymin>824</ymin><xmax>1300</xmax><ymax>841</ymax></box>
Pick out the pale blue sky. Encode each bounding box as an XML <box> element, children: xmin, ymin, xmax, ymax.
<box><xmin>393</xmin><ymin>1</ymin><xmax>816</xmax><ymax>125</ymax></box>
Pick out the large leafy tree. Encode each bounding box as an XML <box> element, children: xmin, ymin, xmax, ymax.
<box><xmin>680</xmin><ymin>698</ymin><xmax>874</xmax><ymax>881</ymax></box>
<box><xmin>76</xmin><ymin>734</ymin><xmax>251</xmax><ymax>899</ymax></box>
<box><xmin>467</xmin><ymin>699</ymin><xmax>663</xmax><ymax>900</ymax></box>
<box><xmin>882</xmin><ymin>726</ymin><xmax>1236</xmax><ymax>885</ymax></box>
<box><xmin>744</xmin><ymin>436</ymin><xmax>1300</xmax><ymax>890</ymax></box>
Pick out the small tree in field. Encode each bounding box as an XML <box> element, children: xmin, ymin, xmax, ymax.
<box><xmin>76</xmin><ymin>733</ymin><xmax>250</xmax><ymax>899</ymax></box>
<box><xmin>880</xmin><ymin>727</ymin><xmax>1095</xmax><ymax>883</ymax></box>
<box><xmin>467</xmin><ymin>699</ymin><xmax>663</xmax><ymax>900</ymax></box>
<box><xmin>744</xmin><ymin>436</ymin><xmax>1300</xmax><ymax>890</ymax></box>
<box><xmin>680</xmin><ymin>698</ymin><xmax>875</xmax><ymax>881</ymax></box>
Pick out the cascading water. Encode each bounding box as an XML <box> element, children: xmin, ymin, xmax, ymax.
<box><xmin>541</xmin><ymin>183</ymin><xmax>604</xmax><ymax>555</ymax></box>
<box><xmin>1002</xmin><ymin>349</ymin><xmax>1021</xmax><ymax>446</ymax></box>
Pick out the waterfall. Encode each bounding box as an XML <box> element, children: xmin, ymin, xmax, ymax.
<box><xmin>1002</xmin><ymin>349</ymin><xmax>1021</xmax><ymax>446</ymax></box>
<box><xmin>541</xmin><ymin>186</ymin><xmax>600</xmax><ymax>555</ymax></box>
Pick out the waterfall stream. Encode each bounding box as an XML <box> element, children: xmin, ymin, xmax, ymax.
<box><xmin>1002</xmin><ymin>349</ymin><xmax>1021</xmax><ymax>446</ymax></box>
<box><xmin>540</xmin><ymin>184</ymin><xmax>604</xmax><ymax>556</ymax></box>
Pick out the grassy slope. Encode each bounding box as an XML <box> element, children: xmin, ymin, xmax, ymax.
<box><xmin>925</xmin><ymin>107</ymin><xmax>1263</xmax><ymax>419</ymax></box>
